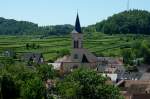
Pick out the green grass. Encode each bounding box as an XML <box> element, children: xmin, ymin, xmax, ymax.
<box><xmin>0</xmin><ymin>33</ymin><xmax>150</xmax><ymax>61</ymax></box>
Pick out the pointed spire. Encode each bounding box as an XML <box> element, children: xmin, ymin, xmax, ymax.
<box><xmin>75</xmin><ymin>13</ymin><xmax>82</xmax><ymax>33</ymax></box>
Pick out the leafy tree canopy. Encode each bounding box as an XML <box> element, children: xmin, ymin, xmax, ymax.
<box><xmin>57</xmin><ymin>68</ymin><xmax>123</xmax><ymax>99</ymax></box>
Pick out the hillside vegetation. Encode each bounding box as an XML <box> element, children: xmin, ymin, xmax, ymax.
<box><xmin>0</xmin><ymin>17</ymin><xmax>73</xmax><ymax>35</ymax></box>
<box><xmin>0</xmin><ymin>33</ymin><xmax>150</xmax><ymax>62</ymax></box>
<box><xmin>85</xmin><ymin>10</ymin><xmax>150</xmax><ymax>35</ymax></box>
<box><xmin>1</xmin><ymin>10</ymin><xmax>150</xmax><ymax>35</ymax></box>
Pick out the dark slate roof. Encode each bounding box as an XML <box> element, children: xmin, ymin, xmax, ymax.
<box><xmin>140</xmin><ymin>73</ymin><xmax>150</xmax><ymax>80</ymax></box>
<box><xmin>22</xmin><ymin>53</ymin><xmax>43</xmax><ymax>64</ymax></box>
<box><xmin>117</xmin><ymin>72</ymin><xmax>142</xmax><ymax>80</ymax></box>
<box><xmin>75</xmin><ymin>13</ymin><xmax>82</xmax><ymax>33</ymax></box>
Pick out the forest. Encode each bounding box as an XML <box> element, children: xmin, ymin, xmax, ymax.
<box><xmin>1</xmin><ymin>10</ymin><xmax>150</xmax><ymax>36</ymax></box>
<box><xmin>0</xmin><ymin>17</ymin><xmax>73</xmax><ymax>35</ymax></box>
<box><xmin>84</xmin><ymin>10</ymin><xmax>150</xmax><ymax>35</ymax></box>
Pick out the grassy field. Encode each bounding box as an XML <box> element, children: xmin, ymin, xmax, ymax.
<box><xmin>0</xmin><ymin>33</ymin><xmax>150</xmax><ymax>61</ymax></box>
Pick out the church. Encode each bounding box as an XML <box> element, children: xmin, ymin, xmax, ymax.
<box><xmin>57</xmin><ymin>13</ymin><xmax>99</xmax><ymax>73</ymax></box>
<box><xmin>50</xmin><ymin>13</ymin><xmax>123</xmax><ymax>74</ymax></box>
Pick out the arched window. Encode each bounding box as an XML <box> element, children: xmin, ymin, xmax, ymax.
<box><xmin>76</xmin><ymin>41</ymin><xmax>79</xmax><ymax>48</ymax></box>
<box><xmin>74</xmin><ymin>40</ymin><xmax>79</xmax><ymax>48</ymax></box>
<box><xmin>74</xmin><ymin>41</ymin><xmax>75</xmax><ymax>48</ymax></box>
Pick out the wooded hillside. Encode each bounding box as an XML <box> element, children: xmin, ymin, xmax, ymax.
<box><xmin>0</xmin><ymin>17</ymin><xmax>73</xmax><ymax>35</ymax></box>
<box><xmin>1</xmin><ymin>10</ymin><xmax>150</xmax><ymax>35</ymax></box>
<box><xmin>85</xmin><ymin>10</ymin><xmax>150</xmax><ymax>35</ymax></box>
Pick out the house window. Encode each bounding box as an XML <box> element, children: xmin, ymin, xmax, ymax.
<box><xmin>74</xmin><ymin>54</ymin><xmax>78</xmax><ymax>59</ymax></box>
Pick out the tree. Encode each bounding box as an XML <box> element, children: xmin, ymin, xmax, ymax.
<box><xmin>57</xmin><ymin>68</ymin><xmax>123</xmax><ymax>99</ymax></box>
<box><xmin>32</xmin><ymin>43</ymin><xmax>36</xmax><ymax>49</ymax></box>
<box><xmin>21</xmin><ymin>77</ymin><xmax>45</xmax><ymax>99</ymax></box>
<box><xmin>122</xmin><ymin>48</ymin><xmax>135</xmax><ymax>65</ymax></box>
<box><xmin>26</xmin><ymin>43</ymin><xmax>29</xmax><ymax>49</ymax></box>
<box><xmin>1</xmin><ymin>75</ymin><xmax>20</xmax><ymax>99</ymax></box>
<box><xmin>142</xmin><ymin>47</ymin><xmax>150</xmax><ymax>64</ymax></box>
<box><xmin>0</xmin><ymin>63</ymin><xmax>45</xmax><ymax>99</ymax></box>
<box><xmin>37</xmin><ymin>64</ymin><xmax>55</xmax><ymax>81</ymax></box>
<box><xmin>57</xmin><ymin>49</ymin><xmax>70</xmax><ymax>58</ymax></box>
<box><xmin>144</xmin><ymin>50</ymin><xmax>150</xmax><ymax>64</ymax></box>
<box><xmin>140</xmin><ymin>41</ymin><xmax>150</xmax><ymax>64</ymax></box>
<box><xmin>132</xmin><ymin>41</ymin><xmax>142</xmax><ymax>58</ymax></box>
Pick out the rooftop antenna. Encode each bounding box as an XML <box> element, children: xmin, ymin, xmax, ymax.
<box><xmin>127</xmin><ymin>0</ymin><xmax>130</xmax><ymax>11</ymax></box>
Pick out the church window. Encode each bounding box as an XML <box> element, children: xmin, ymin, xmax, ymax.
<box><xmin>74</xmin><ymin>40</ymin><xmax>79</xmax><ymax>48</ymax></box>
<box><xmin>74</xmin><ymin>41</ymin><xmax>76</xmax><ymax>48</ymax></box>
<box><xmin>76</xmin><ymin>40</ymin><xmax>79</xmax><ymax>48</ymax></box>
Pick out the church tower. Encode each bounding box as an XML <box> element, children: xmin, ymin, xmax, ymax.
<box><xmin>71</xmin><ymin>13</ymin><xmax>83</xmax><ymax>49</ymax></box>
<box><xmin>71</xmin><ymin>13</ymin><xmax>97</xmax><ymax>65</ymax></box>
<box><xmin>71</xmin><ymin>13</ymin><xmax>84</xmax><ymax>62</ymax></box>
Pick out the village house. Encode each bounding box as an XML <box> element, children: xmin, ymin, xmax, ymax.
<box><xmin>22</xmin><ymin>52</ymin><xmax>44</xmax><ymax>66</ymax></box>
<box><xmin>1</xmin><ymin>49</ymin><xmax>16</xmax><ymax>58</ymax></box>
<box><xmin>117</xmin><ymin>80</ymin><xmax>150</xmax><ymax>99</ymax></box>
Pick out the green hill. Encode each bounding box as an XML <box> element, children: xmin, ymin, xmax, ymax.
<box><xmin>85</xmin><ymin>10</ymin><xmax>150</xmax><ymax>35</ymax></box>
<box><xmin>1</xmin><ymin>10</ymin><xmax>150</xmax><ymax>35</ymax></box>
<box><xmin>0</xmin><ymin>17</ymin><xmax>39</xmax><ymax>35</ymax></box>
<box><xmin>0</xmin><ymin>17</ymin><xmax>73</xmax><ymax>35</ymax></box>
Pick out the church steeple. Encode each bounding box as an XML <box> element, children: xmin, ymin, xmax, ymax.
<box><xmin>75</xmin><ymin>13</ymin><xmax>82</xmax><ymax>33</ymax></box>
<box><xmin>71</xmin><ymin>13</ymin><xmax>83</xmax><ymax>49</ymax></box>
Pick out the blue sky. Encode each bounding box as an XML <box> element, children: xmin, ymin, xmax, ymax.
<box><xmin>0</xmin><ymin>0</ymin><xmax>150</xmax><ymax>26</ymax></box>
